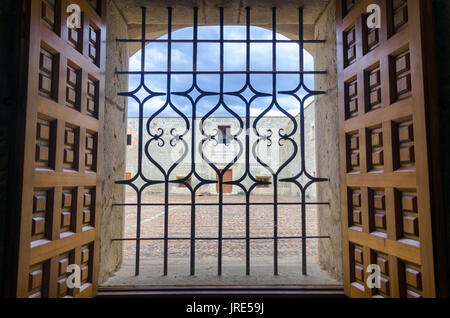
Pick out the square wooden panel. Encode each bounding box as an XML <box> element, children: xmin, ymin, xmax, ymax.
<box><xmin>32</xmin><ymin>190</ymin><xmax>51</xmax><ymax>242</ymax></box>
<box><xmin>63</xmin><ymin>126</ymin><xmax>79</xmax><ymax>171</ymax></box>
<box><xmin>56</xmin><ymin>250</ymin><xmax>77</xmax><ymax>297</ymax></box>
<box><xmin>392</xmin><ymin>50</ymin><xmax>412</xmax><ymax>101</ymax></box>
<box><xmin>56</xmin><ymin>278</ymin><xmax>68</xmax><ymax>298</ymax></box>
<box><xmin>66</xmin><ymin>65</ymin><xmax>81</xmax><ymax>110</ymax></box>
<box><xmin>39</xmin><ymin>48</ymin><xmax>56</xmax><ymax>100</ymax></box>
<box><xmin>88</xmin><ymin>25</ymin><xmax>100</xmax><ymax>65</ymax></box>
<box><xmin>370</xmin><ymin>250</ymin><xmax>391</xmax><ymax>297</ymax></box>
<box><xmin>68</xmin><ymin>27</ymin><xmax>81</xmax><ymax>52</ymax></box>
<box><xmin>365</xmin><ymin>65</ymin><xmax>382</xmax><ymax>111</ymax></box>
<box><xmin>80</xmin><ymin>244</ymin><xmax>93</xmax><ymax>285</ymax></box>
<box><xmin>391</xmin><ymin>0</ymin><xmax>408</xmax><ymax>34</ymax></box>
<box><xmin>399</xmin><ymin>260</ymin><xmax>422</xmax><ymax>298</ymax></box>
<box><xmin>342</xmin><ymin>0</ymin><xmax>356</xmax><ymax>17</ymax></box>
<box><xmin>83</xmin><ymin>188</ymin><xmax>95</xmax><ymax>227</ymax></box>
<box><xmin>398</xmin><ymin>190</ymin><xmax>419</xmax><ymax>241</ymax></box>
<box><xmin>346</xmin><ymin>132</ymin><xmax>360</xmax><ymax>173</ymax></box>
<box><xmin>41</xmin><ymin>0</ymin><xmax>55</xmax><ymax>30</ymax></box>
<box><xmin>56</xmin><ymin>251</ymin><xmax>71</xmax><ymax>297</ymax></box>
<box><xmin>36</xmin><ymin>118</ymin><xmax>54</xmax><ymax>169</ymax></box>
<box><xmin>58</xmin><ymin>257</ymin><xmax>68</xmax><ymax>277</ymax></box>
<box><xmin>394</xmin><ymin>119</ymin><xmax>415</xmax><ymax>170</ymax></box>
<box><xmin>88</xmin><ymin>0</ymin><xmax>100</xmax><ymax>13</ymax></box>
<box><xmin>345</xmin><ymin>79</ymin><xmax>358</xmax><ymax>119</ymax></box>
<box><xmin>344</xmin><ymin>26</ymin><xmax>357</xmax><ymax>67</ymax></box>
<box><xmin>28</xmin><ymin>262</ymin><xmax>48</xmax><ymax>298</ymax></box>
<box><xmin>369</xmin><ymin>189</ymin><xmax>387</xmax><ymax>234</ymax></box>
<box><xmin>87</xmin><ymin>77</ymin><xmax>99</xmax><ymax>118</ymax></box>
<box><xmin>368</xmin><ymin>127</ymin><xmax>384</xmax><ymax>171</ymax></box>
<box><xmin>85</xmin><ymin>133</ymin><xmax>98</xmax><ymax>172</ymax></box>
<box><xmin>363</xmin><ymin>14</ymin><xmax>379</xmax><ymax>53</ymax></box>
<box><xmin>60</xmin><ymin>188</ymin><xmax>75</xmax><ymax>235</ymax></box>
<box><xmin>350</xmin><ymin>243</ymin><xmax>365</xmax><ymax>288</ymax></box>
<box><xmin>348</xmin><ymin>188</ymin><xmax>362</xmax><ymax>228</ymax></box>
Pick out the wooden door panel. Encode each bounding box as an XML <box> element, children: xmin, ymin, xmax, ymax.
<box><xmin>14</xmin><ymin>0</ymin><xmax>105</xmax><ymax>298</ymax></box>
<box><xmin>217</xmin><ymin>170</ymin><xmax>233</xmax><ymax>194</ymax></box>
<box><xmin>337</xmin><ymin>0</ymin><xmax>439</xmax><ymax>298</ymax></box>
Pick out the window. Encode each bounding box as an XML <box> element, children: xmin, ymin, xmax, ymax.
<box><xmin>126</xmin><ymin>134</ymin><xmax>132</xmax><ymax>146</ymax></box>
<box><xmin>117</xmin><ymin>6</ymin><xmax>326</xmax><ymax>280</ymax></box>
<box><xmin>256</xmin><ymin>176</ymin><xmax>271</xmax><ymax>188</ymax></box>
<box><xmin>218</xmin><ymin>125</ymin><xmax>231</xmax><ymax>145</ymax></box>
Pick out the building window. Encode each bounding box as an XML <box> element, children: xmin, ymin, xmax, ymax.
<box><xmin>256</xmin><ymin>176</ymin><xmax>271</xmax><ymax>188</ymax></box>
<box><xmin>218</xmin><ymin>125</ymin><xmax>231</xmax><ymax>145</ymax></box>
<box><xmin>127</xmin><ymin>134</ymin><xmax>132</xmax><ymax>146</ymax></box>
<box><xmin>176</xmin><ymin>176</ymin><xmax>192</xmax><ymax>188</ymax></box>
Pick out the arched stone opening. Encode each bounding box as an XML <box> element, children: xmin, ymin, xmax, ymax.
<box><xmin>100</xmin><ymin>0</ymin><xmax>341</xmax><ymax>285</ymax></box>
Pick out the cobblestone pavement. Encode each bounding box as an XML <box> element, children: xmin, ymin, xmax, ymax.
<box><xmin>100</xmin><ymin>192</ymin><xmax>343</xmax><ymax>286</ymax></box>
<box><xmin>122</xmin><ymin>193</ymin><xmax>319</xmax><ymax>264</ymax></box>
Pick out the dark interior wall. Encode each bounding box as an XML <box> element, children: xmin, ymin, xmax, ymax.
<box><xmin>0</xmin><ymin>0</ymin><xmax>19</xmax><ymax>297</ymax></box>
<box><xmin>433</xmin><ymin>0</ymin><xmax>450</xmax><ymax>293</ymax></box>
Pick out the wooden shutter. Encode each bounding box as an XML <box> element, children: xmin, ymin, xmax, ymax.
<box><xmin>337</xmin><ymin>0</ymin><xmax>442</xmax><ymax>297</ymax></box>
<box><xmin>11</xmin><ymin>0</ymin><xmax>105</xmax><ymax>298</ymax></box>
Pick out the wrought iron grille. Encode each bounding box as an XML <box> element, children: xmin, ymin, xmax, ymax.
<box><xmin>114</xmin><ymin>6</ymin><xmax>329</xmax><ymax>277</ymax></box>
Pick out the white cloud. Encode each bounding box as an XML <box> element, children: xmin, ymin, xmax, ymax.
<box><xmin>127</xmin><ymin>26</ymin><xmax>315</xmax><ymax>118</ymax></box>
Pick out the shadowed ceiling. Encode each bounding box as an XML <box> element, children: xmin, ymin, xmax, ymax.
<box><xmin>111</xmin><ymin>0</ymin><xmax>331</xmax><ymax>55</ymax></box>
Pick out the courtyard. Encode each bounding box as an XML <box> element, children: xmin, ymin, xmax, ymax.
<box><xmin>103</xmin><ymin>192</ymin><xmax>340</xmax><ymax>286</ymax></box>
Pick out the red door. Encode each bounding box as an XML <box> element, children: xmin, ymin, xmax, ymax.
<box><xmin>217</xmin><ymin>170</ymin><xmax>232</xmax><ymax>194</ymax></box>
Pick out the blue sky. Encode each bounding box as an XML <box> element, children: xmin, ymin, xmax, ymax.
<box><xmin>127</xmin><ymin>26</ymin><xmax>315</xmax><ymax>118</ymax></box>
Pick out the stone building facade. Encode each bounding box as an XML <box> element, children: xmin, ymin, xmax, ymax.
<box><xmin>126</xmin><ymin>101</ymin><xmax>316</xmax><ymax>199</ymax></box>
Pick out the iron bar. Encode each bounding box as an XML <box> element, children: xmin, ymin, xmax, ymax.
<box><xmin>189</xmin><ymin>6</ymin><xmax>199</xmax><ymax>277</ymax></box>
<box><xmin>272</xmin><ymin>7</ymin><xmax>278</xmax><ymax>277</ymax></box>
<box><xmin>112</xmin><ymin>236</ymin><xmax>330</xmax><ymax>242</ymax></box>
<box><xmin>216</xmin><ymin>7</ymin><xmax>224</xmax><ymax>276</ymax></box>
<box><xmin>245</xmin><ymin>6</ymin><xmax>251</xmax><ymax>276</ymax></box>
<box><xmin>299</xmin><ymin>7</ymin><xmax>307</xmax><ymax>276</ymax></box>
<box><xmin>113</xmin><ymin>202</ymin><xmax>330</xmax><ymax>207</ymax></box>
<box><xmin>135</xmin><ymin>7</ymin><xmax>146</xmax><ymax>276</ymax></box>
<box><xmin>116</xmin><ymin>70</ymin><xmax>326</xmax><ymax>75</ymax></box>
<box><xmin>117</xmin><ymin>39</ymin><xmax>325</xmax><ymax>43</ymax></box>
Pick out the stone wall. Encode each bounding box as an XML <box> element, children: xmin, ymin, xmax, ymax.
<box><xmin>98</xmin><ymin>0</ymin><xmax>129</xmax><ymax>284</ymax></box>
<box><xmin>314</xmin><ymin>0</ymin><xmax>342</xmax><ymax>282</ymax></box>
<box><xmin>125</xmin><ymin>116</ymin><xmax>297</xmax><ymax>196</ymax></box>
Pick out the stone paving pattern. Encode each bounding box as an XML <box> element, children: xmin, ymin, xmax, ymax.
<box><xmin>122</xmin><ymin>193</ymin><xmax>319</xmax><ymax>264</ymax></box>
